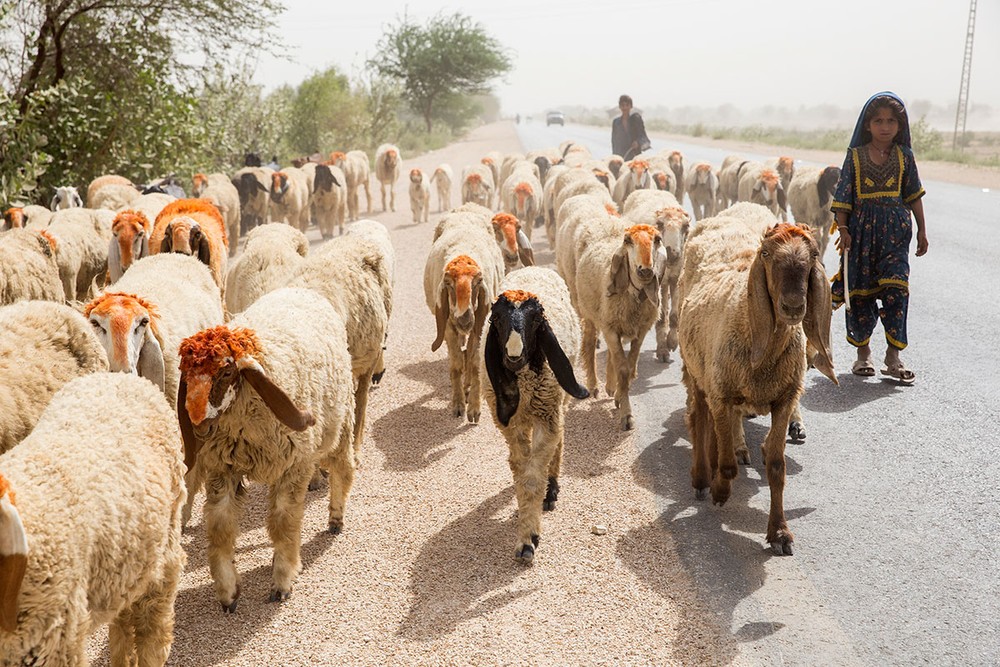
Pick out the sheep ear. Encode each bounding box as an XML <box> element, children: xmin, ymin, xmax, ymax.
<box><xmin>160</xmin><ymin>225</ymin><xmax>173</xmax><ymax>253</ymax></box>
<box><xmin>107</xmin><ymin>237</ymin><xmax>123</xmax><ymax>283</ymax></box>
<box><xmin>73</xmin><ymin>192</ymin><xmax>83</xmax><ymax>208</ymax></box>
<box><xmin>473</xmin><ymin>283</ymin><xmax>490</xmax><ymax>337</ymax></box>
<box><xmin>0</xmin><ymin>494</ymin><xmax>28</xmax><ymax>632</ymax></box>
<box><xmin>49</xmin><ymin>194</ymin><xmax>58</xmax><ymax>211</ymax></box>
<box><xmin>484</xmin><ymin>319</ymin><xmax>519</xmax><ymax>426</ymax></box>
<box><xmin>608</xmin><ymin>245</ymin><xmax>630</xmax><ymax>296</ymax></box>
<box><xmin>777</xmin><ymin>183</ymin><xmax>787</xmax><ymax>212</ymax></box>
<box><xmin>538</xmin><ymin>319</ymin><xmax>589</xmax><ymax>399</ymax></box>
<box><xmin>176</xmin><ymin>378</ymin><xmax>201</xmax><ymax>471</ymax></box>
<box><xmin>804</xmin><ymin>260</ymin><xmax>837</xmax><ymax>384</ymax></box>
<box><xmin>196</xmin><ymin>232</ymin><xmax>212</xmax><ymax>267</ymax></box>
<box><xmin>255</xmin><ymin>180</ymin><xmax>269</xmax><ymax>193</ymax></box>
<box><xmin>431</xmin><ymin>282</ymin><xmax>449</xmax><ymax>352</ymax></box>
<box><xmin>748</xmin><ymin>254</ymin><xmax>774</xmax><ymax>368</ymax></box>
<box><xmin>137</xmin><ymin>327</ymin><xmax>165</xmax><ymax>391</ymax></box>
<box><xmin>752</xmin><ymin>179</ymin><xmax>763</xmax><ymax>193</ymax></box>
<box><xmin>139</xmin><ymin>231</ymin><xmax>149</xmax><ymax>260</ymax></box>
<box><xmin>240</xmin><ymin>362</ymin><xmax>316</xmax><ymax>431</ymax></box>
<box><xmin>516</xmin><ymin>228</ymin><xmax>534</xmax><ymax>267</ymax></box>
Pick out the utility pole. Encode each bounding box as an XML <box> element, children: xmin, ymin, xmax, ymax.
<box><xmin>953</xmin><ymin>0</ymin><xmax>977</xmax><ymax>151</ymax></box>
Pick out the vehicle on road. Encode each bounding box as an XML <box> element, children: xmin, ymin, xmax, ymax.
<box><xmin>546</xmin><ymin>111</ymin><xmax>565</xmax><ymax>126</ymax></box>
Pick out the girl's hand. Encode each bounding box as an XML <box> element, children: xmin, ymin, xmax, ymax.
<box><xmin>836</xmin><ymin>227</ymin><xmax>851</xmax><ymax>253</ymax></box>
<box><xmin>916</xmin><ymin>231</ymin><xmax>928</xmax><ymax>256</ymax></box>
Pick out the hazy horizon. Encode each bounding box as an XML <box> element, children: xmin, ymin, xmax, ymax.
<box><xmin>252</xmin><ymin>0</ymin><xmax>1000</xmax><ymax>130</ymax></box>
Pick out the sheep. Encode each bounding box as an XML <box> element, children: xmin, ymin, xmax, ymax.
<box><xmin>46</xmin><ymin>207</ymin><xmax>114</xmax><ymax>301</ymax></box>
<box><xmin>498</xmin><ymin>153</ymin><xmax>532</xmax><ymax>194</ymax></box>
<box><xmin>678</xmin><ymin>205</ymin><xmax>837</xmax><ymax>555</ymax></box>
<box><xmin>151</xmin><ymin>199</ymin><xmax>229</xmax><ymax>293</ymax></box>
<box><xmin>553</xmin><ymin>167</ymin><xmax>615</xmax><ymax>219</ymax></box>
<box><xmin>86</xmin><ymin>174</ymin><xmax>133</xmax><ymax>207</ymax></box>
<box><xmin>374</xmin><ymin>143</ymin><xmax>401</xmax><ymax>212</ymax></box>
<box><xmin>554</xmin><ymin>193</ymin><xmax>618</xmax><ymax>305</ymax></box>
<box><xmin>491</xmin><ymin>212</ymin><xmax>535</xmax><ymax>273</ymax></box>
<box><xmin>482</xmin><ymin>151</ymin><xmax>503</xmax><ymax>204</ymax></box>
<box><xmin>408</xmin><ymin>168</ymin><xmax>431</xmax><ymax>223</ymax></box>
<box><xmin>2</xmin><ymin>205</ymin><xmax>51</xmax><ymax>231</ymax></box>
<box><xmin>461</xmin><ymin>164</ymin><xmax>495</xmax><ymax>208</ymax></box>
<box><xmin>0</xmin><ymin>372</ymin><xmax>186</xmax><ymax>665</ymax></box>
<box><xmin>289</xmin><ymin>236</ymin><xmax>391</xmax><ymax>458</ymax></box>
<box><xmin>430</xmin><ymin>164</ymin><xmax>453</xmax><ymax>212</ymax></box>
<box><xmin>718</xmin><ymin>155</ymin><xmax>751</xmax><ymax>209</ymax></box>
<box><xmin>788</xmin><ymin>165</ymin><xmax>842</xmax><ymax>259</ymax></box>
<box><xmin>612</xmin><ymin>159</ymin><xmax>654</xmax><ymax>209</ymax></box>
<box><xmin>312</xmin><ymin>163</ymin><xmax>348</xmax><ymax>238</ymax></box>
<box><xmin>524</xmin><ymin>151</ymin><xmax>556</xmax><ymax>185</ymax></box>
<box><xmin>346</xmin><ymin>219</ymin><xmax>395</xmax><ymax>384</ymax></box>
<box><xmin>606</xmin><ymin>154</ymin><xmax>625</xmax><ymax>180</ymax></box>
<box><xmin>331</xmin><ymin>150</ymin><xmax>372</xmax><ymax>221</ymax></box>
<box><xmin>685</xmin><ymin>162</ymin><xmax>719</xmax><ymax>221</ymax></box>
<box><xmin>666</xmin><ymin>150</ymin><xmax>686</xmax><ymax>203</ymax></box>
<box><xmin>500</xmin><ymin>165</ymin><xmax>544</xmax><ymax>234</ymax></box>
<box><xmin>176</xmin><ymin>287</ymin><xmax>356</xmax><ymax>610</ymax></box>
<box><xmin>575</xmin><ymin>222</ymin><xmax>666</xmax><ymax>430</ymax></box>
<box><xmin>541</xmin><ymin>164</ymin><xmax>570</xmax><ymax>246</ymax></box>
<box><xmin>89</xmin><ymin>183</ymin><xmax>140</xmax><ymax>211</ymax></box>
<box><xmin>108</xmin><ymin>209</ymin><xmax>152</xmax><ymax>283</ymax></box>
<box><xmin>647</xmin><ymin>157</ymin><xmax>678</xmax><ymax>196</ymax></box>
<box><xmin>737</xmin><ymin>163</ymin><xmax>787</xmax><ymax>218</ymax></box>
<box><xmin>0</xmin><ymin>230</ymin><xmax>62</xmax><ymax>305</ymax></box>
<box><xmin>232</xmin><ymin>166</ymin><xmax>273</xmax><ymax>233</ymax></box>
<box><xmin>192</xmin><ymin>172</ymin><xmax>232</xmax><ymax>198</ymax></box>
<box><xmin>269</xmin><ymin>167</ymin><xmax>311</xmax><ymax>232</ymax></box>
<box><xmin>424</xmin><ymin>208</ymin><xmax>505</xmax><ymax>422</ymax></box>
<box><xmin>199</xmin><ymin>178</ymin><xmax>242</xmax><ymax>256</ymax></box>
<box><xmin>225</xmin><ymin>223</ymin><xmax>308</xmax><ymax>315</ymax></box>
<box><xmin>431</xmin><ymin>202</ymin><xmax>494</xmax><ymax>242</ymax></box>
<box><xmin>49</xmin><ymin>185</ymin><xmax>83</xmax><ymax>211</ymax></box>
<box><xmin>481</xmin><ymin>268</ymin><xmax>590</xmax><ymax>562</ymax></box>
<box><xmin>622</xmin><ymin>190</ymin><xmax>691</xmax><ymax>362</ymax></box>
<box><xmin>764</xmin><ymin>156</ymin><xmax>796</xmax><ymax>219</ymax></box>
<box><xmin>0</xmin><ymin>301</ymin><xmax>108</xmax><ymax>454</ymax></box>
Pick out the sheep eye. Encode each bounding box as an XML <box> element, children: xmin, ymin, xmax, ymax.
<box><xmin>761</xmin><ymin>250</ymin><xmax>770</xmax><ymax>257</ymax></box>
<box><xmin>139</xmin><ymin>317</ymin><xmax>150</xmax><ymax>327</ymax></box>
<box><xmin>90</xmin><ymin>320</ymin><xmax>104</xmax><ymax>333</ymax></box>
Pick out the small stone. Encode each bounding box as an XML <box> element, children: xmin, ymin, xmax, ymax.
<box><xmin>591</xmin><ymin>525</ymin><xmax>608</xmax><ymax>536</ymax></box>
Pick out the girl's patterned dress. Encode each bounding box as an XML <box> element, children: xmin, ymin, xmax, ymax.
<box><xmin>830</xmin><ymin>143</ymin><xmax>925</xmax><ymax>350</ymax></box>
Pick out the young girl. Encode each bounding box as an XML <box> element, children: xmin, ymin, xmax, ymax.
<box><xmin>831</xmin><ymin>92</ymin><xmax>929</xmax><ymax>383</ymax></box>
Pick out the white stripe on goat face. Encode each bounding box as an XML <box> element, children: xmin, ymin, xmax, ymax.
<box><xmin>506</xmin><ymin>330</ymin><xmax>524</xmax><ymax>357</ymax></box>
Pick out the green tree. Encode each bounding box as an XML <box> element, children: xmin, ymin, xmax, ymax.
<box><xmin>369</xmin><ymin>12</ymin><xmax>512</xmax><ymax>133</ymax></box>
<box><xmin>283</xmin><ymin>67</ymin><xmax>367</xmax><ymax>158</ymax></box>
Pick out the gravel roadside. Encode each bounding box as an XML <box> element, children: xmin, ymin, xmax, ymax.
<box><xmin>87</xmin><ymin>121</ymin><xmax>735</xmax><ymax>666</ymax></box>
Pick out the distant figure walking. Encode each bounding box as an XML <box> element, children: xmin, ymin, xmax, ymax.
<box><xmin>831</xmin><ymin>91</ymin><xmax>928</xmax><ymax>384</ymax></box>
<box><xmin>612</xmin><ymin>94</ymin><xmax>650</xmax><ymax>160</ymax></box>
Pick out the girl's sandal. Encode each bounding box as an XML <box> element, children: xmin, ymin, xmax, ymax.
<box><xmin>881</xmin><ymin>363</ymin><xmax>916</xmax><ymax>385</ymax></box>
<box><xmin>851</xmin><ymin>358</ymin><xmax>876</xmax><ymax>377</ymax></box>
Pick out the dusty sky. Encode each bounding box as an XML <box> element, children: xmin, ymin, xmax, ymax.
<box><xmin>253</xmin><ymin>0</ymin><xmax>999</xmax><ymax>125</ymax></box>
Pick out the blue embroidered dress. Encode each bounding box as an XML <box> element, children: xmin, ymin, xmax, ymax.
<box><xmin>830</xmin><ymin>143</ymin><xmax>925</xmax><ymax>348</ymax></box>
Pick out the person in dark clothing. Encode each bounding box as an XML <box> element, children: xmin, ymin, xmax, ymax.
<box><xmin>611</xmin><ymin>94</ymin><xmax>650</xmax><ymax>160</ymax></box>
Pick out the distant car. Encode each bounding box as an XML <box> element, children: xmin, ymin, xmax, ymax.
<box><xmin>546</xmin><ymin>111</ymin><xmax>565</xmax><ymax>127</ymax></box>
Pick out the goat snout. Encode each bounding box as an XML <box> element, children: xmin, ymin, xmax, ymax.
<box><xmin>454</xmin><ymin>309</ymin><xmax>475</xmax><ymax>331</ymax></box>
<box><xmin>636</xmin><ymin>265</ymin><xmax>654</xmax><ymax>281</ymax></box>
<box><xmin>779</xmin><ymin>296</ymin><xmax>806</xmax><ymax>321</ymax></box>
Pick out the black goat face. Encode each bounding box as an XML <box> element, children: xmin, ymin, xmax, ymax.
<box><xmin>491</xmin><ymin>294</ymin><xmax>544</xmax><ymax>372</ymax></box>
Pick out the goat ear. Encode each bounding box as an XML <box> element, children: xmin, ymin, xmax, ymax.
<box><xmin>473</xmin><ymin>283</ymin><xmax>490</xmax><ymax>337</ymax></box>
<box><xmin>107</xmin><ymin>237</ymin><xmax>123</xmax><ymax>283</ymax></box>
<box><xmin>196</xmin><ymin>232</ymin><xmax>212</xmax><ymax>267</ymax></box>
<box><xmin>516</xmin><ymin>228</ymin><xmax>534</xmax><ymax>267</ymax></box>
<box><xmin>240</xmin><ymin>362</ymin><xmax>316</xmax><ymax>431</ymax></box>
<box><xmin>752</xmin><ymin>179</ymin><xmax>763</xmax><ymax>193</ymax></box>
<box><xmin>49</xmin><ymin>194</ymin><xmax>58</xmax><ymax>211</ymax></box>
<box><xmin>177</xmin><ymin>378</ymin><xmax>201</xmax><ymax>471</ymax></box>
<box><xmin>73</xmin><ymin>192</ymin><xmax>83</xmax><ymax>208</ymax></box>
<box><xmin>538</xmin><ymin>318</ymin><xmax>589</xmax><ymax>399</ymax></box>
<box><xmin>608</xmin><ymin>245</ymin><xmax>630</xmax><ymax>296</ymax></box>
<box><xmin>139</xmin><ymin>231</ymin><xmax>149</xmax><ymax>260</ymax></box>
<box><xmin>431</xmin><ymin>282</ymin><xmax>449</xmax><ymax>352</ymax></box>
<box><xmin>0</xmin><ymin>551</ymin><xmax>27</xmax><ymax>633</ymax></box>
<box><xmin>160</xmin><ymin>225</ymin><xmax>173</xmax><ymax>253</ymax></box>
<box><xmin>137</xmin><ymin>327</ymin><xmax>165</xmax><ymax>391</ymax></box>
<box><xmin>747</xmin><ymin>254</ymin><xmax>775</xmax><ymax>368</ymax></box>
<box><xmin>484</xmin><ymin>318</ymin><xmax>519</xmax><ymax>427</ymax></box>
<box><xmin>255</xmin><ymin>180</ymin><xmax>269</xmax><ymax>193</ymax></box>
<box><xmin>803</xmin><ymin>260</ymin><xmax>837</xmax><ymax>383</ymax></box>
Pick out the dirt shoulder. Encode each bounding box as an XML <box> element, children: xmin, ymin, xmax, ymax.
<box><xmin>647</xmin><ymin>130</ymin><xmax>1000</xmax><ymax>190</ymax></box>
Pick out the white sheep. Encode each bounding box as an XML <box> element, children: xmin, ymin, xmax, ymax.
<box><xmin>481</xmin><ymin>268</ymin><xmax>590</xmax><ymax>562</ymax></box>
<box><xmin>482</xmin><ymin>152</ymin><xmax>503</xmax><ymax>206</ymax></box>
<box><xmin>150</xmin><ymin>199</ymin><xmax>229</xmax><ymax>295</ymax></box>
<box><xmin>0</xmin><ymin>301</ymin><xmax>108</xmax><ymax>454</ymax></box>
<box><xmin>192</xmin><ymin>172</ymin><xmax>232</xmax><ymax>198</ymax></box>
<box><xmin>49</xmin><ymin>185</ymin><xmax>83</xmax><ymax>210</ymax></box>
<box><xmin>289</xmin><ymin>236</ymin><xmax>391</xmax><ymax>458</ymax></box>
<box><xmin>375</xmin><ymin>143</ymin><xmax>402</xmax><ymax>212</ymax></box>
<box><xmin>647</xmin><ymin>156</ymin><xmax>678</xmax><ymax>197</ymax></box>
<box><xmin>45</xmin><ymin>207</ymin><xmax>114</xmax><ymax>301</ymax></box>
<box><xmin>0</xmin><ymin>372</ymin><xmax>186</xmax><ymax>664</ymax></box>
<box><xmin>408</xmin><ymin>168</ymin><xmax>431</xmax><ymax>223</ymax></box>
<box><xmin>0</xmin><ymin>230</ymin><xmax>63</xmax><ymax>305</ymax></box>
<box><xmin>491</xmin><ymin>212</ymin><xmax>535</xmax><ymax>273</ymax></box>
<box><xmin>86</xmin><ymin>174</ymin><xmax>133</xmax><ymax>206</ymax></box>
<box><xmin>89</xmin><ymin>183</ymin><xmax>140</xmax><ymax>211</ymax></box>
<box><xmin>497</xmin><ymin>153</ymin><xmax>532</xmax><ymax>198</ymax></box>
<box><xmin>269</xmin><ymin>167</ymin><xmax>311</xmax><ymax>232</ymax></box>
<box><xmin>225</xmin><ymin>223</ymin><xmax>309</xmax><ymax>315</ymax></box>
<box><xmin>612</xmin><ymin>159</ymin><xmax>654</xmax><ymax>209</ymax></box>
<box><xmin>684</xmin><ymin>162</ymin><xmax>719</xmax><ymax>221</ymax></box>
<box><xmin>500</xmin><ymin>165</ymin><xmax>544</xmax><ymax>236</ymax></box>
<box><xmin>554</xmin><ymin>192</ymin><xmax>619</xmax><ymax>307</ymax></box>
<box><xmin>575</xmin><ymin>221</ymin><xmax>666</xmax><ymax>430</ymax></box>
<box><xmin>430</xmin><ymin>164</ymin><xmax>453</xmax><ymax>212</ymax></box>
<box><xmin>461</xmin><ymin>163</ymin><xmax>495</xmax><ymax>209</ymax></box>
<box><xmin>424</xmin><ymin>207</ymin><xmax>505</xmax><ymax>422</ymax></box>
<box><xmin>764</xmin><ymin>156</ymin><xmax>796</xmax><ymax>220</ymax></box>
<box><xmin>2</xmin><ymin>204</ymin><xmax>51</xmax><ymax>231</ymax></box>
<box><xmin>737</xmin><ymin>163</ymin><xmax>787</xmax><ymax>218</ymax></box>
<box><xmin>540</xmin><ymin>164</ymin><xmax>570</xmax><ymax>247</ymax></box>
<box><xmin>311</xmin><ymin>163</ymin><xmax>348</xmax><ymax>238</ymax></box>
<box><xmin>331</xmin><ymin>150</ymin><xmax>372</xmax><ymax>221</ymax></box>
<box><xmin>552</xmin><ymin>167</ymin><xmax>615</xmax><ymax>222</ymax></box>
<box><xmin>199</xmin><ymin>178</ymin><xmax>242</xmax><ymax>256</ymax></box>
<box><xmin>177</xmin><ymin>287</ymin><xmax>355</xmax><ymax>610</ymax></box>
<box><xmin>718</xmin><ymin>155</ymin><xmax>750</xmax><ymax>209</ymax></box>
<box><xmin>346</xmin><ymin>219</ymin><xmax>395</xmax><ymax>384</ymax></box>
<box><xmin>678</xmin><ymin>203</ymin><xmax>836</xmax><ymax>555</ymax></box>
<box><xmin>788</xmin><ymin>165</ymin><xmax>842</xmax><ymax>259</ymax></box>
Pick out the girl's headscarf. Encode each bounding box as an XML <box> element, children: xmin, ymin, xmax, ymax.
<box><xmin>849</xmin><ymin>91</ymin><xmax>911</xmax><ymax>148</ymax></box>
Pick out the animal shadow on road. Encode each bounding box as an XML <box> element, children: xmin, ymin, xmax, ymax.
<box><xmin>372</xmin><ymin>357</ymin><xmax>474</xmax><ymax>471</ymax></box>
<box><xmin>398</xmin><ymin>487</ymin><xmax>535</xmax><ymax>640</ymax></box>
<box><xmin>799</xmin><ymin>371</ymin><xmax>903</xmax><ymax>413</ymax></box>
<box><xmin>561</xmin><ymin>399</ymin><xmax>631</xmax><ymax>478</ymax></box>
<box><xmin>619</xmin><ymin>407</ymin><xmax>809</xmax><ymax>649</ymax></box>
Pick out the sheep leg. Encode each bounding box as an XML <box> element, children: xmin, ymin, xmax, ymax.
<box><xmin>325</xmin><ymin>422</ymin><xmax>356</xmax><ymax>535</ymax></box>
<box><xmin>684</xmin><ymin>372</ymin><xmax>712</xmax><ymax>499</ymax></box>
<box><xmin>389</xmin><ymin>182</ymin><xmax>396</xmax><ymax>212</ymax></box>
<box><xmin>205</xmin><ymin>473</ymin><xmax>246</xmax><ymax>613</ymax></box>
<box><xmin>764</xmin><ymin>400</ymin><xmax>795</xmax><ymax>555</ymax></box>
<box><xmin>364</xmin><ymin>179</ymin><xmax>372</xmax><ymax>214</ymax></box>
<box><xmin>604</xmin><ymin>333</ymin><xmax>619</xmax><ymax>399</ymax></box>
<box><xmin>582</xmin><ymin>319</ymin><xmax>599</xmax><ymax>398</ymax></box>
<box><xmin>607</xmin><ymin>332</ymin><xmax>634</xmax><ymax>430</ymax></box>
<box><xmin>109</xmin><ymin>614</ymin><xmax>137</xmax><ymax>666</ymax></box>
<box><xmin>127</xmin><ymin>555</ymin><xmax>183</xmax><ymax>667</ymax></box>
<box><xmin>380</xmin><ymin>181</ymin><xmax>387</xmax><ymax>212</ymax></box>
<box><xmin>446</xmin><ymin>328</ymin><xmax>466</xmax><ymax>418</ymax></box>
<box><xmin>352</xmin><ymin>371</ymin><xmax>371</xmax><ymax>463</ymax></box>
<box><xmin>788</xmin><ymin>400</ymin><xmax>806</xmax><ymax>441</ymax></box>
<box><xmin>514</xmin><ymin>425</ymin><xmax>557</xmax><ymax>563</ymax></box>
<box><xmin>267</xmin><ymin>465</ymin><xmax>311</xmax><ymax>601</ymax></box>
<box><xmin>708</xmin><ymin>403</ymin><xmax>741</xmax><ymax>507</ymax></box>
<box><xmin>543</xmin><ymin>412</ymin><xmax>565</xmax><ymax>511</ymax></box>
<box><xmin>464</xmin><ymin>335</ymin><xmax>482</xmax><ymax>423</ymax></box>
<box><xmin>656</xmin><ymin>278</ymin><xmax>681</xmax><ymax>362</ymax></box>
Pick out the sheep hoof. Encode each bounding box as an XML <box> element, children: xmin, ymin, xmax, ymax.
<box><xmin>620</xmin><ymin>414</ymin><xmax>634</xmax><ymax>430</ymax></box>
<box><xmin>788</xmin><ymin>421</ymin><xmax>806</xmax><ymax>441</ymax></box>
<box><xmin>768</xmin><ymin>532</ymin><xmax>794</xmax><ymax>556</ymax></box>
<box><xmin>269</xmin><ymin>588</ymin><xmax>292</xmax><ymax>603</ymax></box>
<box><xmin>543</xmin><ymin>477</ymin><xmax>559</xmax><ymax>511</ymax></box>
<box><xmin>588</xmin><ymin>387</ymin><xmax>599</xmax><ymax>399</ymax></box>
<box><xmin>328</xmin><ymin>519</ymin><xmax>344</xmax><ymax>535</ymax></box>
<box><xmin>371</xmin><ymin>370</ymin><xmax>385</xmax><ymax>386</ymax></box>
<box><xmin>736</xmin><ymin>447</ymin><xmax>751</xmax><ymax>464</ymax></box>
<box><xmin>531</xmin><ymin>534</ymin><xmax>540</xmax><ymax>547</ymax></box>
<box><xmin>516</xmin><ymin>543</ymin><xmax>535</xmax><ymax>563</ymax></box>
<box><xmin>694</xmin><ymin>487</ymin><xmax>709</xmax><ymax>501</ymax></box>
<box><xmin>221</xmin><ymin>598</ymin><xmax>238</xmax><ymax>614</ymax></box>
<box><xmin>467</xmin><ymin>409</ymin><xmax>480</xmax><ymax>424</ymax></box>
<box><xmin>655</xmin><ymin>351</ymin><xmax>670</xmax><ymax>363</ymax></box>
<box><xmin>308</xmin><ymin>469</ymin><xmax>328</xmax><ymax>491</ymax></box>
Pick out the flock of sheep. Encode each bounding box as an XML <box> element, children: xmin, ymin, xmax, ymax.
<box><xmin>0</xmin><ymin>133</ymin><xmax>842</xmax><ymax>663</ymax></box>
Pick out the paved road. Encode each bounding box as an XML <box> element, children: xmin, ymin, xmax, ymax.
<box><xmin>516</xmin><ymin>121</ymin><xmax>1000</xmax><ymax>666</ymax></box>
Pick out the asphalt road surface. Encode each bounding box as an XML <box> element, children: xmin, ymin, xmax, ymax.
<box><xmin>516</xmin><ymin>120</ymin><xmax>1000</xmax><ymax>666</ymax></box>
